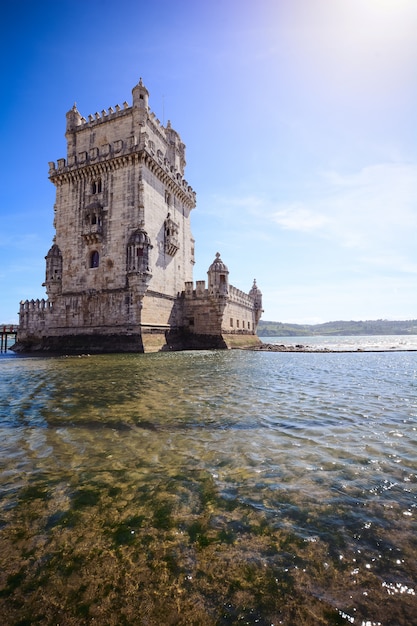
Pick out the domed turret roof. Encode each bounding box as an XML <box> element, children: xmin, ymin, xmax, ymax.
<box><xmin>208</xmin><ymin>252</ymin><xmax>229</xmax><ymax>274</ymax></box>
<box><xmin>128</xmin><ymin>228</ymin><xmax>151</xmax><ymax>246</ymax></box>
<box><xmin>45</xmin><ymin>244</ymin><xmax>62</xmax><ymax>258</ymax></box>
<box><xmin>249</xmin><ymin>279</ymin><xmax>262</xmax><ymax>296</ymax></box>
<box><xmin>137</xmin><ymin>77</ymin><xmax>149</xmax><ymax>94</ymax></box>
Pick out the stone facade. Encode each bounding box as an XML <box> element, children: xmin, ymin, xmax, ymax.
<box><xmin>15</xmin><ymin>79</ymin><xmax>262</xmax><ymax>353</ymax></box>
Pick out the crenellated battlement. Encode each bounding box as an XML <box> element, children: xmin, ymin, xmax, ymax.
<box><xmin>66</xmin><ymin>101</ymin><xmax>132</xmax><ymax>130</ymax></box>
<box><xmin>48</xmin><ymin>145</ymin><xmax>196</xmax><ymax>206</ymax></box>
<box><xmin>184</xmin><ymin>281</ymin><xmax>255</xmax><ymax>308</ymax></box>
<box><xmin>20</xmin><ymin>299</ymin><xmax>53</xmax><ymax>312</ymax></box>
<box><xmin>18</xmin><ymin>299</ymin><xmax>54</xmax><ymax>336</ymax></box>
<box><xmin>52</xmin><ymin>89</ymin><xmax>195</xmax><ymax>205</ymax></box>
<box><xmin>66</xmin><ymin>91</ymin><xmax>169</xmax><ymax>148</ymax></box>
<box><xmin>228</xmin><ymin>285</ymin><xmax>256</xmax><ymax>308</ymax></box>
<box><xmin>72</xmin><ymin>104</ymin><xmax>168</xmax><ymax>147</ymax></box>
<box><xmin>85</xmin><ymin>101</ymin><xmax>130</xmax><ymax>124</ymax></box>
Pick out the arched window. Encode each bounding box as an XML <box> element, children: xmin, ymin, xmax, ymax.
<box><xmin>90</xmin><ymin>251</ymin><xmax>99</xmax><ymax>268</ymax></box>
<box><xmin>92</xmin><ymin>179</ymin><xmax>102</xmax><ymax>194</ymax></box>
<box><xmin>126</xmin><ymin>228</ymin><xmax>152</xmax><ymax>274</ymax></box>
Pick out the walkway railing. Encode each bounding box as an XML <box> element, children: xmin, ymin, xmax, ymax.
<box><xmin>0</xmin><ymin>325</ymin><xmax>18</xmax><ymax>352</ymax></box>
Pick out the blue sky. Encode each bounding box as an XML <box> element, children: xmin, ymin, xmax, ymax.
<box><xmin>1</xmin><ymin>0</ymin><xmax>416</xmax><ymax>324</ymax></box>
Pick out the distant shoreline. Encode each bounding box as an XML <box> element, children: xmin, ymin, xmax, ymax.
<box><xmin>257</xmin><ymin>319</ymin><xmax>417</xmax><ymax>338</ymax></box>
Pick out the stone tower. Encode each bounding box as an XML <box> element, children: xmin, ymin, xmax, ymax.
<box><xmin>15</xmin><ymin>80</ymin><xmax>262</xmax><ymax>353</ymax></box>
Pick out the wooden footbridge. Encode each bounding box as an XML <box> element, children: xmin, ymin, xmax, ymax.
<box><xmin>0</xmin><ymin>325</ymin><xmax>18</xmax><ymax>352</ymax></box>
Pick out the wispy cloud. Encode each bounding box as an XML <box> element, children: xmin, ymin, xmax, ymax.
<box><xmin>272</xmin><ymin>203</ymin><xmax>330</xmax><ymax>232</ymax></box>
<box><xmin>269</xmin><ymin>162</ymin><xmax>417</xmax><ymax>262</ymax></box>
<box><xmin>205</xmin><ymin>162</ymin><xmax>417</xmax><ymax>264</ymax></box>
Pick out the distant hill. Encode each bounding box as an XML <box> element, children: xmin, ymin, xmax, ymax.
<box><xmin>257</xmin><ymin>319</ymin><xmax>417</xmax><ymax>337</ymax></box>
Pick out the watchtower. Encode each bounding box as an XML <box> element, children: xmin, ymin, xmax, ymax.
<box><xmin>15</xmin><ymin>80</ymin><xmax>262</xmax><ymax>353</ymax></box>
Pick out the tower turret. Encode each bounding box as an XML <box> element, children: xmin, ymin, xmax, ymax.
<box><xmin>65</xmin><ymin>104</ymin><xmax>83</xmax><ymax>158</ymax></box>
<box><xmin>249</xmin><ymin>279</ymin><xmax>263</xmax><ymax>325</ymax></box>
<box><xmin>132</xmin><ymin>78</ymin><xmax>149</xmax><ymax>111</ymax></box>
<box><xmin>65</xmin><ymin>103</ymin><xmax>83</xmax><ymax>132</ymax></box>
<box><xmin>126</xmin><ymin>227</ymin><xmax>153</xmax><ymax>295</ymax></box>
<box><xmin>208</xmin><ymin>252</ymin><xmax>229</xmax><ymax>297</ymax></box>
<box><xmin>43</xmin><ymin>244</ymin><xmax>63</xmax><ymax>299</ymax></box>
<box><xmin>165</xmin><ymin>120</ymin><xmax>186</xmax><ymax>175</ymax></box>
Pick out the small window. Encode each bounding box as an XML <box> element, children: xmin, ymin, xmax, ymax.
<box><xmin>230</xmin><ymin>318</ymin><xmax>233</xmax><ymax>327</ymax></box>
<box><xmin>92</xmin><ymin>179</ymin><xmax>102</xmax><ymax>194</ymax></box>
<box><xmin>90</xmin><ymin>251</ymin><xmax>99</xmax><ymax>268</ymax></box>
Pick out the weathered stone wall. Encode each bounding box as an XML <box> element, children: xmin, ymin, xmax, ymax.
<box><xmin>223</xmin><ymin>285</ymin><xmax>258</xmax><ymax>333</ymax></box>
<box><xmin>142</xmin><ymin>291</ymin><xmax>178</xmax><ymax>327</ymax></box>
<box><xmin>182</xmin><ymin>280</ymin><xmax>260</xmax><ymax>338</ymax></box>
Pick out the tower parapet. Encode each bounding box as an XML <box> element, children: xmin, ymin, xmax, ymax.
<box><xmin>49</xmin><ymin>81</ymin><xmax>196</xmax><ymax>210</ymax></box>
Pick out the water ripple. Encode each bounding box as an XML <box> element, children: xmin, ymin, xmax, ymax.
<box><xmin>0</xmin><ymin>347</ymin><xmax>416</xmax><ymax>623</ymax></box>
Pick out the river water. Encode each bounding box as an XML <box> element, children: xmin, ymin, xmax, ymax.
<box><xmin>0</xmin><ymin>337</ymin><xmax>416</xmax><ymax>625</ymax></box>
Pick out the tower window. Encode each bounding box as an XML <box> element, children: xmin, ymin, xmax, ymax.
<box><xmin>92</xmin><ymin>179</ymin><xmax>102</xmax><ymax>194</ymax></box>
<box><xmin>164</xmin><ymin>213</ymin><xmax>179</xmax><ymax>256</ymax></box>
<box><xmin>90</xmin><ymin>251</ymin><xmax>99</xmax><ymax>268</ymax></box>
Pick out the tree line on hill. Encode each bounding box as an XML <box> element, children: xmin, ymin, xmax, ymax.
<box><xmin>257</xmin><ymin>319</ymin><xmax>417</xmax><ymax>337</ymax></box>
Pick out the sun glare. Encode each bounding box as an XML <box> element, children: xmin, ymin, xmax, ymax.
<box><xmin>367</xmin><ymin>0</ymin><xmax>415</xmax><ymax>9</ymax></box>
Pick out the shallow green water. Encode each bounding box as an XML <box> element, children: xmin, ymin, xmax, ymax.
<box><xmin>0</xmin><ymin>348</ymin><xmax>416</xmax><ymax>624</ymax></box>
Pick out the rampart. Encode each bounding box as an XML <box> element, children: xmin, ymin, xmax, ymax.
<box><xmin>184</xmin><ymin>281</ymin><xmax>255</xmax><ymax>309</ymax></box>
<box><xmin>18</xmin><ymin>299</ymin><xmax>53</xmax><ymax>336</ymax></box>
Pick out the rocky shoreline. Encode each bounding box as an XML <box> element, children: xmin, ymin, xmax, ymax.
<box><xmin>249</xmin><ymin>343</ymin><xmax>417</xmax><ymax>353</ymax></box>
